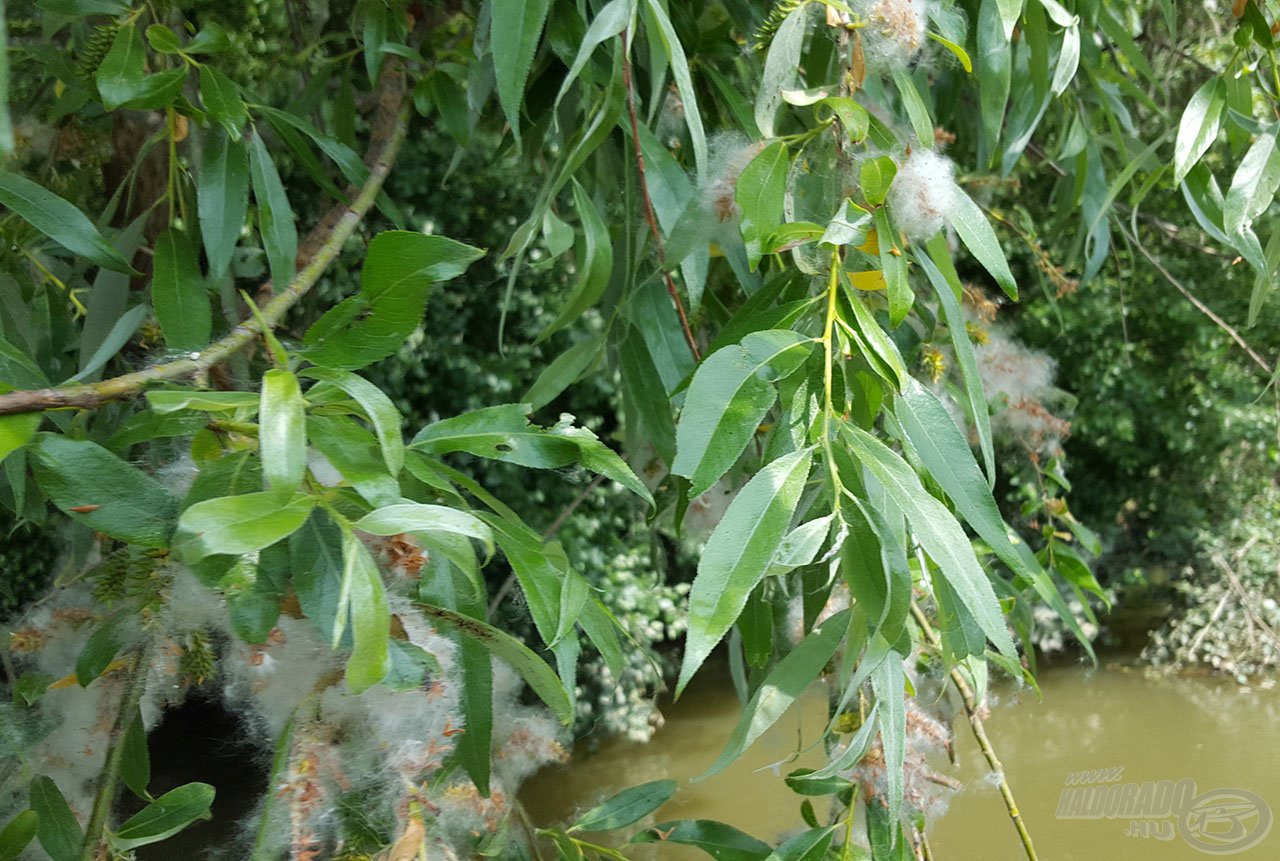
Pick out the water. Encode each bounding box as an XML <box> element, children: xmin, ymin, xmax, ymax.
<box><xmin>523</xmin><ymin>658</ymin><xmax>1280</xmax><ymax>858</ymax></box>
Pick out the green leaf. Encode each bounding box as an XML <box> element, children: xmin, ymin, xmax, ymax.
<box><xmin>120</xmin><ymin>710</ymin><xmax>151</xmax><ymax>800</ymax></box>
<box><xmin>633</xmin><ymin>820</ymin><xmax>771</xmax><ymax>860</ymax></box>
<box><xmin>199</xmin><ymin>67</ymin><xmax>247</xmax><ymax>140</ymax></box>
<box><xmin>68</xmin><ymin>304</ymin><xmax>149</xmax><ymax>384</ymax></box>
<box><xmin>118</xmin><ymin>67</ymin><xmax>189</xmax><ymax>111</ymax></box>
<box><xmin>1174</xmin><ymin>77</ymin><xmax>1225</xmax><ymax>185</ymax></box>
<box><xmin>151</xmin><ymin>228</ymin><xmax>210</xmax><ymax>351</ymax></box>
<box><xmin>896</xmin><ymin>377</ymin><xmax>1095</xmax><ymax>659</ymax></box>
<box><xmin>860</xmin><ymin>156</ymin><xmax>897</xmax><ymax>207</ymax></box>
<box><xmin>643</xmin><ymin>0</ymin><xmax>707</xmax><ymax>176</ymax></box>
<box><xmin>736</xmin><ymin>142</ymin><xmax>789</xmax><ymax>270</ymax></box>
<box><xmin>928</xmin><ymin>32</ymin><xmax>971</xmax><ymax>72</ymax></box>
<box><xmin>337</xmin><ymin>528</ymin><xmax>390</xmax><ymax>693</ymax></box>
<box><xmin>0</xmin><ymin>170</ymin><xmax>134</xmax><ymax>273</ymax></box>
<box><xmin>890</xmin><ymin>67</ymin><xmax>933</xmax><ymax>149</ymax></box>
<box><xmin>303</xmin><ymin>231</ymin><xmax>483</xmax><ymax>369</ymax></box>
<box><xmin>677</xmin><ymin>447</ymin><xmax>813</xmax><ymax>696</ymax></box>
<box><xmin>945</xmin><ymin>189</ymin><xmax>1017</xmax><ymax>300</ymax></box>
<box><xmin>871</xmin><ymin>656</ymin><xmax>906</xmax><ymax>827</ymax></box>
<box><xmin>977</xmin><ymin>1</ymin><xmax>1011</xmax><ymax>155</ymax></box>
<box><xmin>765</xmin><ymin>826</ymin><xmax>837</xmax><ymax>861</ymax></box>
<box><xmin>31</xmin><ymin>434</ymin><xmax>177</xmax><ymax>547</ymax></box>
<box><xmin>554</xmin><ymin>0</ymin><xmax>629</xmax><ymax>107</ymax></box>
<box><xmin>673</xmin><ymin>330</ymin><xmax>814</xmax><ymax>498</ymax></box>
<box><xmin>221</xmin><ymin>555</ymin><xmax>282</xmax><ymax>643</ymax></box>
<box><xmin>259</xmin><ymin>369</ymin><xmax>307</xmax><ymax>492</ymax></box>
<box><xmin>247</xmin><ymin>130</ymin><xmax>298</xmax><ymax>292</ymax></box>
<box><xmin>307</xmin><ymin>414</ymin><xmax>399</xmax><ymax>506</ymax></box>
<box><xmin>146</xmin><ymin>390</ymin><xmax>261</xmax><ymax>413</ymax></box>
<box><xmin>174</xmin><ymin>491</ymin><xmax>315</xmax><ymax>563</ymax></box>
<box><xmin>95</xmin><ymin>24</ymin><xmax>145</xmax><ymax>110</ymax></box>
<box><xmin>699</xmin><ymin>608</ymin><xmax>849</xmax><ymax>779</ymax></box>
<box><xmin>917</xmin><ymin>242</ymin><xmax>995</xmax><ymax>485</ymax></box>
<box><xmin>619</xmin><ymin>324</ymin><xmax>676</xmax><ymax>464</ymax></box>
<box><xmin>491</xmin><ymin>0</ymin><xmax>553</xmax><ymax>138</ymax></box>
<box><xmin>198</xmin><ymin>132</ymin><xmax>250</xmax><ymax>282</ymax></box>
<box><xmin>111</xmin><ymin>783</ymin><xmax>215</xmax><ymax>850</ymax></box>
<box><xmin>300</xmin><ymin>367</ymin><xmax>404</xmax><ymax>475</ymax></box>
<box><xmin>418</xmin><ymin>602</ymin><xmax>574</xmax><ymax>724</ymax></box>
<box><xmin>145</xmin><ymin>24</ymin><xmax>182</xmax><ymax>53</ymax></box>
<box><xmin>840</xmin><ymin>423</ymin><xmax>1015</xmax><ymax>659</ymax></box>
<box><xmin>0</xmin><ymin>413</ymin><xmax>40</xmax><ymax>464</ymax></box>
<box><xmin>569</xmin><ymin>780</ymin><xmax>678</xmax><ymax>833</ymax></box>
<box><xmin>0</xmin><ymin>810</ymin><xmax>38</xmax><ymax>861</ymax></box>
<box><xmin>755</xmin><ymin>3</ymin><xmax>807</xmax><ymax>138</ymax></box>
<box><xmin>873</xmin><ymin>207</ymin><xmax>911</xmax><ymax>326</ymax></box>
<box><xmin>523</xmin><ymin>335</ymin><xmax>603</xmax><ymax>411</ymax></box>
<box><xmin>355</xmin><ymin>503</ymin><xmax>493</xmax><ymax>556</ymax></box>
<box><xmin>547</xmin><ymin>419</ymin><xmax>655</xmax><ymax>506</ymax></box>
<box><xmin>540</xmin><ymin>181</ymin><xmax>613</xmax><ymax>337</ymax></box>
<box><xmin>1225</xmin><ymin>130</ymin><xmax>1280</xmax><ymax>240</ymax></box>
<box><xmin>29</xmin><ymin>777</ymin><xmax>81</xmax><ymax>861</ymax></box>
<box><xmin>412</xmin><ymin>404</ymin><xmax>578</xmax><ymax>468</ymax></box>
<box><xmin>75</xmin><ymin>616</ymin><xmax>125</xmax><ymax>686</ymax></box>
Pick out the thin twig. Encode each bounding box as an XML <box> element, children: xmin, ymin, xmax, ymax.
<box><xmin>620</xmin><ymin>28</ymin><xmax>700</xmax><ymax>361</ymax></box>
<box><xmin>1122</xmin><ymin>224</ymin><xmax>1274</xmax><ymax>377</ymax></box>
<box><xmin>0</xmin><ymin>61</ymin><xmax>410</xmax><ymax>417</ymax></box>
<box><xmin>80</xmin><ymin>639</ymin><xmax>154</xmax><ymax>861</ymax></box>
<box><xmin>911</xmin><ymin>602</ymin><xmax>1039</xmax><ymax>861</ymax></box>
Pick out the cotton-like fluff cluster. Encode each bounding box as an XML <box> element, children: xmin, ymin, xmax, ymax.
<box><xmin>886</xmin><ymin>149</ymin><xmax>959</xmax><ymax>241</ymax></box>
<box><xmin>974</xmin><ymin>329</ymin><xmax>1071</xmax><ymax>458</ymax></box>
<box><xmin>4</xmin><ymin>586</ymin><xmax>126</xmax><ymax>820</ymax></box>
<box><xmin>844</xmin><ymin>693</ymin><xmax>958</xmax><ymax>826</ymax></box>
<box><xmin>700</xmin><ymin>133</ymin><xmax>767</xmax><ymax>232</ymax></box>
<box><xmin>854</xmin><ymin>0</ymin><xmax>929</xmax><ymax>69</ymax></box>
<box><xmin>434</xmin><ymin>661</ymin><xmax>569</xmax><ymax>849</ymax></box>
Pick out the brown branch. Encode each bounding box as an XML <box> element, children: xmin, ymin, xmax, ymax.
<box><xmin>1122</xmin><ymin>224</ymin><xmax>1274</xmax><ymax>377</ymax></box>
<box><xmin>0</xmin><ymin>61</ymin><xmax>411</xmax><ymax>417</ymax></box>
<box><xmin>620</xmin><ymin>29</ymin><xmax>701</xmax><ymax>361</ymax></box>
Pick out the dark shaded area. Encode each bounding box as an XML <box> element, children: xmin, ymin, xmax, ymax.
<box><xmin>127</xmin><ymin>695</ymin><xmax>269</xmax><ymax>860</ymax></box>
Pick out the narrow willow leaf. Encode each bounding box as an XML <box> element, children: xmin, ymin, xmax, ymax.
<box><xmin>31</xmin><ymin>434</ymin><xmax>177</xmax><ymax>547</ymax></box>
<box><xmin>120</xmin><ymin>709</ymin><xmax>151</xmax><ymax>800</ymax></box>
<box><xmin>355</xmin><ymin>503</ymin><xmax>493</xmax><ymax>555</ymax></box>
<box><xmin>0</xmin><ymin>170</ymin><xmax>133</xmax><ymax>273</ymax></box>
<box><xmin>174</xmin><ymin>491</ymin><xmax>314</xmax><ymax>563</ymax></box>
<box><xmin>419</xmin><ymin>602</ymin><xmax>574</xmax><ymax>724</ymax></box>
<box><xmin>151</xmin><ymin>228</ymin><xmax>210</xmax><ymax>351</ymax></box>
<box><xmin>548</xmin><ymin>421</ymin><xmax>655</xmax><ymax>506</ymax></box>
<box><xmin>945</xmin><ymin>189</ymin><xmax>1017</xmax><ymax>300</ymax></box>
<box><xmin>111</xmin><ymin>783</ymin><xmax>215</xmax><ymax>850</ymax></box>
<box><xmin>0</xmin><ymin>810</ymin><xmax>38</xmax><ymax>861</ymax></box>
<box><xmin>632</xmin><ymin>820</ymin><xmax>771</xmax><ymax>859</ymax></box>
<box><xmin>303</xmin><ymin>231</ymin><xmax>484</xmax><ymax>370</ymax></box>
<box><xmin>736</xmin><ymin>142</ymin><xmax>789</xmax><ymax>269</ymax></box>
<box><xmin>412</xmin><ymin>404</ymin><xmax>579</xmax><ymax>468</ymax></box>
<box><xmin>29</xmin><ymin>777</ymin><xmax>81</xmax><ymax>861</ymax></box>
<box><xmin>643</xmin><ymin>0</ymin><xmax>707</xmax><ymax>176</ymax></box>
<box><xmin>890</xmin><ymin>67</ymin><xmax>933</xmax><ymax>149</ymax></box>
<box><xmin>198</xmin><ymin>132</ymin><xmax>250</xmax><ymax>281</ymax></box>
<box><xmin>0</xmin><ymin>413</ymin><xmax>39</xmax><ymax>465</ymax></box>
<box><xmin>673</xmin><ymin>330</ymin><xmax>813</xmax><ymax>498</ymax></box>
<box><xmin>491</xmin><ymin>0</ymin><xmax>553</xmax><ymax>138</ymax></box>
<box><xmin>1174</xmin><ymin>77</ymin><xmax>1225</xmax><ymax>185</ymax></box>
<box><xmin>765</xmin><ymin>826</ymin><xmax>837</xmax><ymax>861</ymax></box>
<box><xmin>0</xmin><ymin>8</ymin><xmax>11</xmax><ymax>155</ymax></box>
<box><xmin>540</xmin><ymin>181</ymin><xmax>613</xmax><ymax>338</ymax></box>
<box><xmin>79</xmin><ymin>214</ymin><xmax>147</xmax><ymax>380</ymax></box>
<box><xmin>840</xmin><ymin>423</ymin><xmax>1016</xmax><ymax>659</ymax></box>
<box><xmin>523</xmin><ymin>334</ymin><xmax>603</xmax><ymax>411</ymax></box>
<box><xmin>554</xmin><ymin>0</ymin><xmax>630</xmax><ymax>107</ymax></box>
<box><xmin>677</xmin><ymin>447</ymin><xmax>813</xmax><ymax>696</ymax></box>
<box><xmin>75</xmin><ymin>615</ymin><xmax>124</xmax><ymax>685</ymax></box>
<box><xmin>755</xmin><ymin>4</ymin><xmax>807</xmax><ymax>138</ymax></box>
<box><xmin>928</xmin><ymin>31</ymin><xmax>972</xmax><ymax>72</ymax></box>
<box><xmin>1051</xmin><ymin>23</ymin><xmax>1081</xmax><ymax>97</ymax></box>
<box><xmin>147</xmin><ymin>390</ymin><xmax>261</xmax><ymax>413</ymax></box>
<box><xmin>977</xmin><ymin>1</ymin><xmax>1011</xmax><ymax>154</ymax></box>
<box><xmin>872</xmin><ymin>656</ymin><xmax>906</xmax><ymax>832</ymax></box>
<box><xmin>199</xmin><ymin>67</ymin><xmax>247</xmax><ymax>140</ymax></box>
<box><xmin>917</xmin><ymin>242</ymin><xmax>995</xmax><ymax>484</ymax></box>
<box><xmin>259</xmin><ymin>369</ymin><xmax>306</xmax><ymax>491</ymax></box>
<box><xmin>873</xmin><ymin>207</ymin><xmax>911</xmax><ymax>326</ymax></box>
<box><xmin>699</xmin><ymin>608</ymin><xmax>849</xmax><ymax>779</ymax></box>
<box><xmin>68</xmin><ymin>304</ymin><xmax>148</xmax><ymax>384</ymax></box>
<box><xmin>247</xmin><ymin>130</ymin><xmax>298</xmax><ymax>292</ymax></box>
<box><xmin>1225</xmin><ymin>131</ymin><xmax>1280</xmax><ymax>239</ymax></box>
<box><xmin>570</xmin><ymin>780</ymin><xmax>678</xmax><ymax>833</ymax></box>
<box><xmin>895</xmin><ymin>377</ymin><xmax>1095</xmax><ymax>660</ymax></box>
<box><xmin>619</xmin><ymin>325</ymin><xmax>676</xmax><ymax>464</ymax></box>
<box><xmin>95</xmin><ymin>24</ymin><xmax>145</xmax><ymax>110</ymax></box>
<box><xmin>300</xmin><ymin>366</ymin><xmax>404</xmax><ymax>475</ymax></box>
<box><xmin>338</xmin><ymin>528</ymin><xmax>391</xmax><ymax>693</ymax></box>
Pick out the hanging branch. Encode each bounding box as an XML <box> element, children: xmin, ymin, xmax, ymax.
<box><xmin>620</xmin><ymin>28</ymin><xmax>701</xmax><ymax>361</ymax></box>
<box><xmin>910</xmin><ymin>602</ymin><xmax>1040</xmax><ymax>861</ymax></box>
<box><xmin>0</xmin><ymin>60</ymin><xmax>411</xmax><ymax>417</ymax></box>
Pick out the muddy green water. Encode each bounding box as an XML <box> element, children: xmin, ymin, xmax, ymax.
<box><xmin>523</xmin><ymin>659</ymin><xmax>1280</xmax><ymax>859</ymax></box>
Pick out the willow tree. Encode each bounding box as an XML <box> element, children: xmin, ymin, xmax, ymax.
<box><xmin>0</xmin><ymin>0</ymin><xmax>1269</xmax><ymax>859</ymax></box>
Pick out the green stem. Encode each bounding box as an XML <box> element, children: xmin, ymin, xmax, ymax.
<box><xmin>0</xmin><ymin>62</ymin><xmax>410</xmax><ymax>417</ymax></box>
<box><xmin>822</xmin><ymin>249</ymin><xmax>844</xmax><ymax>512</ymax></box>
<box><xmin>80</xmin><ymin>639</ymin><xmax>154</xmax><ymax>861</ymax></box>
<box><xmin>910</xmin><ymin>602</ymin><xmax>1038</xmax><ymax>861</ymax></box>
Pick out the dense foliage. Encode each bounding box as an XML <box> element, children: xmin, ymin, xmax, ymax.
<box><xmin>0</xmin><ymin>1</ymin><xmax>1276</xmax><ymax>860</ymax></box>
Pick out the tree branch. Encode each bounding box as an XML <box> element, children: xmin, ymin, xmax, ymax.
<box><xmin>0</xmin><ymin>61</ymin><xmax>411</xmax><ymax>417</ymax></box>
<box><xmin>620</xmin><ymin>29</ymin><xmax>701</xmax><ymax>362</ymax></box>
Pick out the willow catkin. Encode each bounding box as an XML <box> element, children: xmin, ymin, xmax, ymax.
<box><xmin>76</xmin><ymin>23</ymin><xmax>120</xmax><ymax>86</ymax></box>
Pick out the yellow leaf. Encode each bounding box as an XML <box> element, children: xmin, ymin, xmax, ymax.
<box><xmin>847</xmin><ymin>269</ymin><xmax>887</xmax><ymax>291</ymax></box>
<box><xmin>856</xmin><ymin>228</ymin><xmax>879</xmax><ymax>256</ymax></box>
